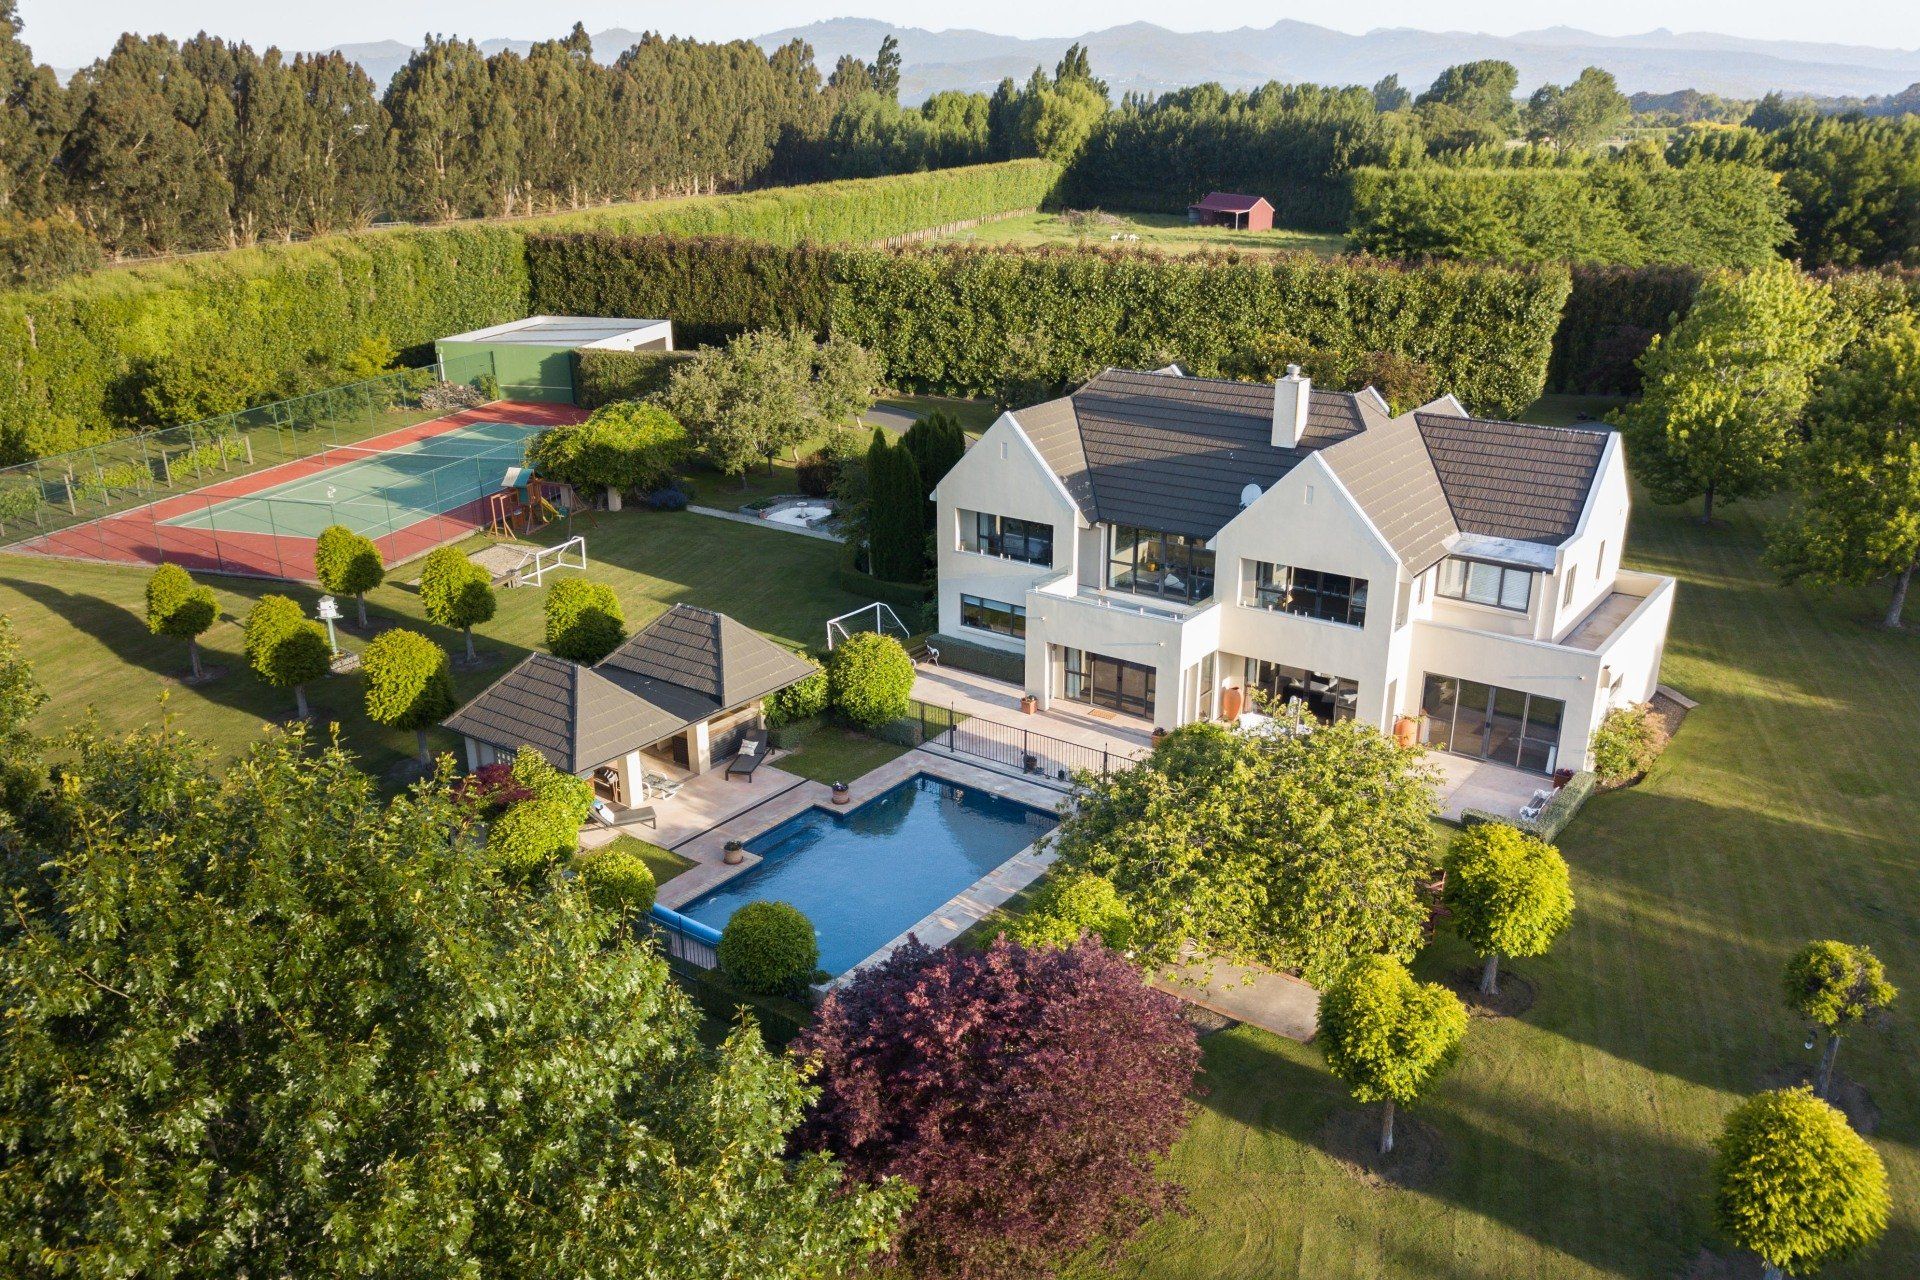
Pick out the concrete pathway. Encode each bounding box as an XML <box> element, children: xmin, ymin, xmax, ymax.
<box><xmin>1154</xmin><ymin>952</ymin><xmax>1321</xmax><ymax>1042</ymax></box>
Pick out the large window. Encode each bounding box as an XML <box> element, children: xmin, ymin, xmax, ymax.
<box><xmin>960</xmin><ymin>511</ymin><xmax>1053</xmax><ymax>566</ymax></box>
<box><xmin>1438</xmin><ymin>557</ymin><xmax>1533</xmax><ymax>612</ymax></box>
<box><xmin>1242</xmin><ymin>560</ymin><xmax>1368</xmax><ymax>627</ymax></box>
<box><xmin>960</xmin><ymin>594</ymin><xmax>1026</xmax><ymax>638</ymax></box>
<box><xmin>1420</xmin><ymin>673</ymin><xmax>1564</xmax><ymax>774</ymax></box>
<box><xmin>1107</xmin><ymin>526</ymin><xmax>1215</xmax><ymax>604</ymax></box>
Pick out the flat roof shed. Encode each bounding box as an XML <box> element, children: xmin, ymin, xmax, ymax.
<box><xmin>436</xmin><ymin>315</ymin><xmax>674</xmax><ymax>405</ymax></box>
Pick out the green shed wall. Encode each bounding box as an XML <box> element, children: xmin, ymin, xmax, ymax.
<box><xmin>436</xmin><ymin>340</ymin><xmax>577</xmax><ymax>405</ymax></box>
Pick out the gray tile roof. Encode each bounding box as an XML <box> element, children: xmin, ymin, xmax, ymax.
<box><xmin>1008</xmin><ymin>369</ymin><xmax>1609</xmax><ymax>558</ymax></box>
<box><xmin>1414</xmin><ymin>413</ymin><xmax>1610</xmax><ymax>545</ymax></box>
<box><xmin>1016</xmin><ymin>367</ymin><xmax>1366</xmax><ymax>540</ymax></box>
<box><xmin>442</xmin><ymin>604</ymin><xmax>814</xmax><ymax>772</ymax></box>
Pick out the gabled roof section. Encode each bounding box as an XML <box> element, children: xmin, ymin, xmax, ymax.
<box><xmin>442</xmin><ymin>653</ymin><xmax>687</xmax><ymax>773</ymax></box>
<box><xmin>598</xmin><ymin>604</ymin><xmax>816</xmax><ymax>711</ymax></box>
<box><xmin>1190</xmin><ymin>192</ymin><xmax>1271</xmax><ymax>212</ymax></box>
<box><xmin>1035</xmin><ymin>367</ymin><xmax>1366</xmax><ymax>540</ymax></box>
<box><xmin>1321</xmin><ymin>409</ymin><xmax>1459</xmax><ymax>573</ymax></box>
<box><xmin>443</xmin><ymin>605</ymin><xmax>814</xmax><ymax>772</ymax></box>
<box><xmin>1415</xmin><ymin>413</ymin><xmax>1611</xmax><ymax>545</ymax></box>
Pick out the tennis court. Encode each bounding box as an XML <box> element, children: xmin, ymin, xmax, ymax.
<box><xmin>5</xmin><ymin>402</ymin><xmax>587</xmax><ymax>581</ymax></box>
<box><xmin>163</xmin><ymin>420</ymin><xmax>543</xmax><ymax>539</ymax></box>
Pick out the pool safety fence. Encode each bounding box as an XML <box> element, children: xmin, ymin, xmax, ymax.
<box><xmin>647</xmin><ymin>903</ymin><xmax>721</xmax><ymax>971</ymax></box>
<box><xmin>912</xmin><ymin>706</ymin><xmax>1145</xmax><ymax>789</ymax></box>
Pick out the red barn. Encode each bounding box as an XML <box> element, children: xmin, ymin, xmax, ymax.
<box><xmin>1186</xmin><ymin>192</ymin><xmax>1275</xmax><ymax>231</ymax></box>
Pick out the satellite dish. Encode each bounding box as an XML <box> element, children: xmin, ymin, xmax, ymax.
<box><xmin>1239</xmin><ymin>482</ymin><xmax>1263</xmax><ymax>508</ymax></box>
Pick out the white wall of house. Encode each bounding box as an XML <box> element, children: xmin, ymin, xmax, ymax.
<box><xmin>934</xmin><ymin>412</ymin><xmax>1085</xmax><ymax>651</ymax></box>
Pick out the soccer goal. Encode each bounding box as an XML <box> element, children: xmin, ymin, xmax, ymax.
<box><xmin>825</xmin><ymin>601</ymin><xmax>914</xmax><ymax>651</ymax></box>
<box><xmin>514</xmin><ymin>535</ymin><xmax>587</xmax><ymax>587</ymax></box>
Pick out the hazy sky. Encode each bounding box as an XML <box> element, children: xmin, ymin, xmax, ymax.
<box><xmin>17</xmin><ymin>2</ymin><xmax>1918</xmax><ymax>67</ymax></box>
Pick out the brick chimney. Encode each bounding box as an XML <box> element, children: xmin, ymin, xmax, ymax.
<box><xmin>1273</xmin><ymin>364</ymin><xmax>1310</xmax><ymax>448</ymax></box>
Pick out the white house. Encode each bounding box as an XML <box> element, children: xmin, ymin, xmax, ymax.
<box><xmin>932</xmin><ymin>366</ymin><xmax>1676</xmax><ymax>776</ymax></box>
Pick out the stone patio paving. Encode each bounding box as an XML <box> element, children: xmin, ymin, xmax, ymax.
<box><xmin>1428</xmin><ymin>751</ymin><xmax>1553</xmax><ymax>823</ymax></box>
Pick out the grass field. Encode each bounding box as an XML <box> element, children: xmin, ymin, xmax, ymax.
<box><xmin>0</xmin><ymin>509</ymin><xmax>877</xmax><ymax>777</ymax></box>
<box><xmin>1083</xmin><ymin>495</ymin><xmax>1919</xmax><ymax>1280</ymax></box>
<box><xmin>941</xmin><ymin>211</ymin><xmax>1348</xmax><ymax>258</ymax></box>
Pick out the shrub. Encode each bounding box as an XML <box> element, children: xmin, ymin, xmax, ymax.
<box><xmin>826</xmin><ymin>632</ymin><xmax>914</xmax><ymax>729</ymax></box>
<box><xmin>312</xmin><ymin>525</ymin><xmax>384</xmax><ymax>627</ymax></box>
<box><xmin>455</xmin><ymin>761</ymin><xmax>533</xmax><ymax>813</ymax></box>
<box><xmin>486</xmin><ymin>797</ymin><xmax>580</xmax><ymax>879</ymax></box>
<box><xmin>508</xmin><ymin>746</ymin><xmax>595</xmax><ymax>825</ymax></box>
<box><xmin>1443</xmin><ymin>823</ymin><xmax>1575</xmax><ymax>995</ymax></box>
<box><xmin>764</xmin><ymin>661</ymin><xmax>828</xmax><ymax>727</ymax></box>
<box><xmin>544</xmin><ymin>579</ymin><xmax>627</xmax><ymax>663</ymax></box>
<box><xmin>360</xmin><ymin>629</ymin><xmax>455</xmax><ymax>765</ymax></box>
<box><xmin>717</xmin><ymin>901</ymin><xmax>820</xmax><ymax>997</ymax></box>
<box><xmin>576</xmin><ymin>845</ymin><xmax>658</xmax><ymax>914</ymax></box>
<box><xmin>793</xmin><ymin>936</ymin><xmax>1200</xmax><ymax>1280</ymax></box>
<box><xmin>1002</xmin><ymin>872</ymin><xmax>1135</xmax><ymax>951</ymax></box>
<box><xmin>795</xmin><ymin>450</ymin><xmax>840</xmax><ymax>497</ymax></box>
<box><xmin>644</xmin><ymin>486</ymin><xmax>689</xmax><ymax>511</ymax></box>
<box><xmin>1712</xmin><ymin>1088</ymin><xmax>1890</xmax><ymax>1277</ymax></box>
<box><xmin>572</xmin><ymin>348</ymin><xmax>692</xmax><ymax>408</ymax></box>
<box><xmin>242</xmin><ymin>595</ymin><xmax>332</xmax><ymax>720</ymax></box>
<box><xmin>1588</xmin><ymin>703</ymin><xmax>1663</xmax><ymax>783</ymax></box>
<box><xmin>527</xmin><ymin>402</ymin><xmax>689</xmax><ymax>497</ymax></box>
<box><xmin>0</xmin><ymin>214</ymin><xmax>102</xmax><ymax>288</ymax></box>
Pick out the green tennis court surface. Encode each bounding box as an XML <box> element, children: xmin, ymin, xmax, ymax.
<box><xmin>163</xmin><ymin>420</ymin><xmax>543</xmax><ymax>539</ymax></box>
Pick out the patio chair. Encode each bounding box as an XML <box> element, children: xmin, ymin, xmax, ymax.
<box><xmin>727</xmin><ymin>728</ymin><xmax>772</xmax><ymax>780</ymax></box>
<box><xmin>642</xmin><ymin>771</ymin><xmax>684</xmax><ymax>801</ymax></box>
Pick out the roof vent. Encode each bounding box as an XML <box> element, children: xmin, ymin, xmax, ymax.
<box><xmin>1239</xmin><ymin>482</ymin><xmax>1263</xmax><ymax>508</ymax></box>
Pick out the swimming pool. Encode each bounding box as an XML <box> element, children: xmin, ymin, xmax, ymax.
<box><xmin>679</xmin><ymin>774</ymin><xmax>1057</xmax><ymax>975</ymax></box>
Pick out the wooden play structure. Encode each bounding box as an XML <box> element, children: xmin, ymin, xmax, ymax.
<box><xmin>486</xmin><ymin>466</ymin><xmax>572</xmax><ymax>539</ymax></box>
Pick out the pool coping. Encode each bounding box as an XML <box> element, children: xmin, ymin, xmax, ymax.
<box><xmin>654</xmin><ymin>750</ymin><xmax>1069</xmax><ymax>981</ymax></box>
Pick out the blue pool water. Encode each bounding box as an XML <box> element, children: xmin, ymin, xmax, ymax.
<box><xmin>680</xmin><ymin>774</ymin><xmax>1057</xmax><ymax>975</ymax></box>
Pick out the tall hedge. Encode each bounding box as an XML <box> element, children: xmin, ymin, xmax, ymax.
<box><xmin>529</xmin><ymin>237</ymin><xmax>1571</xmax><ymax>418</ymax></box>
<box><xmin>1547</xmin><ymin>264</ymin><xmax>1703</xmax><ymax>394</ymax></box>
<box><xmin>572</xmin><ymin>350</ymin><xmax>693</xmax><ymax>409</ymax></box>
<box><xmin>0</xmin><ymin>227</ymin><xmax>529</xmax><ymax>463</ymax></box>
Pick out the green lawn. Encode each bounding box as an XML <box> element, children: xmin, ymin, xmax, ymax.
<box><xmin>595</xmin><ymin>833</ymin><xmax>695</xmax><ymax>889</ymax></box>
<box><xmin>1083</xmin><ymin>496</ymin><xmax>1920</xmax><ymax>1280</ymax></box>
<box><xmin>943</xmin><ymin>210</ymin><xmax>1348</xmax><ymax>258</ymax></box>
<box><xmin>0</xmin><ymin>508</ymin><xmax>876</xmax><ymax>777</ymax></box>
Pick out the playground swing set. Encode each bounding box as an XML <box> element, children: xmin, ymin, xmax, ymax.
<box><xmin>486</xmin><ymin>465</ymin><xmax>577</xmax><ymax>539</ymax></box>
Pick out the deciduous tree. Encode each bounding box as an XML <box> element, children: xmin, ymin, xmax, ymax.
<box><xmin>143</xmin><ymin>562</ymin><xmax>218</xmax><ymax>681</ymax></box>
<box><xmin>1443</xmin><ymin>822</ymin><xmax>1575</xmax><ymax>995</ymax></box>
<box><xmin>418</xmin><ymin>544</ymin><xmax>496</xmax><ymax>662</ymax></box>
<box><xmin>361</xmin><ymin>627</ymin><xmax>455</xmax><ymax>764</ymax></box>
<box><xmin>0</xmin><ymin>722</ymin><xmax>908</xmax><ymax>1278</ymax></box>
<box><xmin>242</xmin><ymin>593</ymin><xmax>330</xmax><ymax>720</ymax></box>
<box><xmin>1782</xmin><ymin>940</ymin><xmax>1897</xmax><ymax>1100</ymax></box>
<box><xmin>1317</xmin><ymin>956</ymin><xmax>1468</xmax><ymax>1154</ymax></box>
<box><xmin>1712</xmin><ymin>1088</ymin><xmax>1889</xmax><ymax>1280</ymax></box>
<box><xmin>794</xmin><ymin>936</ymin><xmax>1198</xmax><ymax>1280</ymax></box>
<box><xmin>313</xmin><ymin>524</ymin><xmax>384</xmax><ymax>627</ymax></box>
<box><xmin>544</xmin><ymin>578</ymin><xmax>626</xmax><ymax>663</ymax></box>
<box><xmin>1052</xmin><ymin>721</ymin><xmax>1438</xmax><ymax>986</ymax></box>
<box><xmin>1617</xmin><ymin>262</ymin><xmax>1836</xmax><ymax>523</ymax></box>
<box><xmin>1766</xmin><ymin>312</ymin><xmax>1920</xmax><ymax>627</ymax></box>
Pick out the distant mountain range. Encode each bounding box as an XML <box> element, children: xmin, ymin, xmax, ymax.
<box><xmin>320</xmin><ymin>19</ymin><xmax>1920</xmax><ymax>103</ymax></box>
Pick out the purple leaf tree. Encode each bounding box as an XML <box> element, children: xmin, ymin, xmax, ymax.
<box><xmin>792</xmin><ymin>935</ymin><xmax>1201</xmax><ymax>1280</ymax></box>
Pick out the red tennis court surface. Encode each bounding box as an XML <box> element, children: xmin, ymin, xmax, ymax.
<box><xmin>5</xmin><ymin>401</ymin><xmax>587</xmax><ymax>581</ymax></box>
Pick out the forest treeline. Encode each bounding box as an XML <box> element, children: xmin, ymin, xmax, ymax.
<box><xmin>0</xmin><ymin>6</ymin><xmax>1093</xmax><ymax>270</ymax></box>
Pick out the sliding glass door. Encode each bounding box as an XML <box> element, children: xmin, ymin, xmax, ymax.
<box><xmin>1420</xmin><ymin>673</ymin><xmax>1564</xmax><ymax>774</ymax></box>
<box><xmin>1062</xmin><ymin>648</ymin><xmax>1156</xmax><ymax>718</ymax></box>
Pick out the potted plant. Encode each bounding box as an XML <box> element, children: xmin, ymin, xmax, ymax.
<box><xmin>1020</xmin><ymin>694</ymin><xmax>1038</xmax><ymax>714</ymax></box>
<box><xmin>723</xmin><ymin>839</ymin><xmax>745</xmax><ymax>865</ymax></box>
<box><xmin>831</xmin><ymin>781</ymin><xmax>851</xmax><ymax>805</ymax></box>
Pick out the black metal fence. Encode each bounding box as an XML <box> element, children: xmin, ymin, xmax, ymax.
<box><xmin>918</xmin><ymin>709</ymin><xmax>1145</xmax><ymax>789</ymax></box>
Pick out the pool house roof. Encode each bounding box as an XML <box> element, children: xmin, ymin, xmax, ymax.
<box><xmin>442</xmin><ymin>604</ymin><xmax>814</xmax><ymax>773</ymax></box>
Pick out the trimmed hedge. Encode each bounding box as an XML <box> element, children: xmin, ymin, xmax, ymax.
<box><xmin>1548</xmin><ymin>264</ymin><xmax>1702</xmax><ymax>394</ymax></box>
<box><xmin>528</xmin><ymin>236</ymin><xmax>1570</xmax><ymax>417</ymax></box>
<box><xmin>929</xmin><ymin>633</ymin><xmax>1026</xmax><ymax>685</ymax></box>
<box><xmin>716</xmin><ymin>900</ymin><xmax>821</xmax><ymax>997</ymax></box>
<box><xmin>544</xmin><ymin>578</ymin><xmax>626</xmax><ymax>663</ymax></box>
<box><xmin>572</xmin><ymin>349</ymin><xmax>693</xmax><ymax>409</ymax></box>
<box><xmin>536</xmin><ymin>160</ymin><xmax>1060</xmax><ymax>247</ymax></box>
<box><xmin>827</xmin><ymin>632</ymin><xmax>916</xmax><ymax>729</ymax></box>
<box><xmin>0</xmin><ymin>226</ymin><xmax>529</xmax><ymax>463</ymax></box>
<box><xmin>1461</xmin><ymin>770</ymin><xmax>1598</xmax><ymax>844</ymax></box>
<box><xmin>576</xmin><ymin>845</ymin><xmax>658</xmax><ymax>914</ymax></box>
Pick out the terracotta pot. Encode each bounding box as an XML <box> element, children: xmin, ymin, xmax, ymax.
<box><xmin>1019</xmin><ymin>694</ymin><xmax>1038</xmax><ymax>714</ymax></box>
<box><xmin>1220</xmin><ymin>685</ymin><xmax>1245</xmax><ymax>721</ymax></box>
<box><xmin>1393</xmin><ymin>715</ymin><xmax>1420</xmax><ymax>748</ymax></box>
<box><xmin>831</xmin><ymin>782</ymin><xmax>851</xmax><ymax>806</ymax></box>
<box><xmin>723</xmin><ymin>840</ymin><xmax>745</xmax><ymax>866</ymax></box>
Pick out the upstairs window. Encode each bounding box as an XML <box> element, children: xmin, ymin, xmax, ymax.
<box><xmin>960</xmin><ymin>511</ymin><xmax>1053</xmax><ymax>566</ymax></box>
<box><xmin>1242</xmin><ymin>561</ymin><xmax>1369</xmax><ymax>628</ymax></box>
<box><xmin>1438</xmin><ymin>557</ymin><xmax>1532</xmax><ymax>612</ymax></box>
<box><xmin>1108</xmin><ymin>526</ymin><xmax>1215</xmax><ymax>604</ymax></box>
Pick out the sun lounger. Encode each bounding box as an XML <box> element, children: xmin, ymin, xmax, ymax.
<box><xmin>726</xmin><ymin>729</ymin><xmax>772</xmax><ymax>780</ymax></box>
